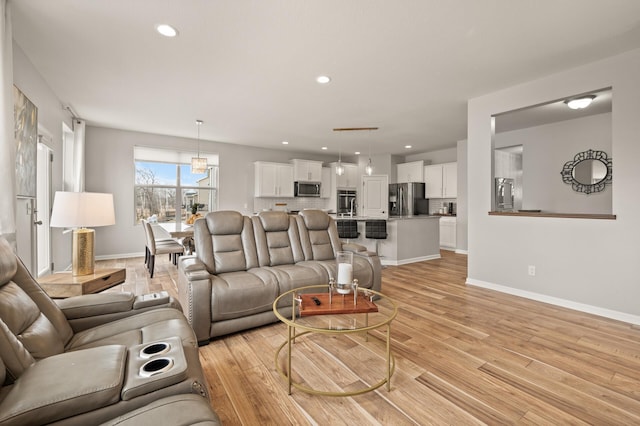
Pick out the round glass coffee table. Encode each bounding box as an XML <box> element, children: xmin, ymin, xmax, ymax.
<box><xmin>273</xmin><ymin>284</ymin><xmax>398</xmax><ymax>397</ymax></box>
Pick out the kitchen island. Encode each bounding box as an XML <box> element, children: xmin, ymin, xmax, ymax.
<box><xmin>334</xmin><ymin>215</ymin><xmax>441</xmax><ymax>266</ymax></box>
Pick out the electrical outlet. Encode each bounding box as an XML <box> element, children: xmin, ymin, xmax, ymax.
<box><xmin>528</xmin><ymin>265</ymin><xmax>536</xmax><ymax>276</ymax></box>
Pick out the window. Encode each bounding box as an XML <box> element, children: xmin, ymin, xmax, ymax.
<box><xmin>134</xmin><ymin>147</ymin><xmax>218</xmax><ymax>225</ymax></box>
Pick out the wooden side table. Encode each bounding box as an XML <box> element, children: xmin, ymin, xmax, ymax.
<box><xmin>38</xmin><ymin>268</ymin><xmax>126</xmax><ymax>298</ymax></box>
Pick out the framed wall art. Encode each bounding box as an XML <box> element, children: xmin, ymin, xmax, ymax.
<box><xmin>14</xmin><ymin>85</ymin><xmax>38</xmax><ymax>198</ymax></box>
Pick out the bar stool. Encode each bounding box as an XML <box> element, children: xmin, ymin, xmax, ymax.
<box><xmin>365</xmin><ymin>220</ymin><xmax>387</xmax><ymax>255</ymax></box>
<box><xmin>336</xmin><ymin>220</ymin><xmax>359</xmax><ymax>242</ymax></box>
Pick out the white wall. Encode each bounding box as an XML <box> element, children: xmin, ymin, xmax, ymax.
<box><xmin>495</xmin><ymin>113</ymin><xmax>612</xmax><ymax>214</ymax></box>
<box><xmin>85</xmin><ymin>126</ymin><xmax>340</xmax><ymax>258</ymax></box>
<box><xmin>12</xmin><ymin>42</ymin><xmax>74</xmax><ymax>271</ymax></box>
<box><xmin>405</xmin><ymin>147</ymin><xmax>457</xmax><ymax>164</ymax></box>
<box><xmin>467</xmin><ymin>49</ymin><xmax>640</xmax><ymax>323</ymax></box>
<box><xmin>456</xmin><ymin>139</ymin><xmax>467</xmax><ymax>252</ymax></box>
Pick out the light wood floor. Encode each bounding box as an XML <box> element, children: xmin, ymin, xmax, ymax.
<box><xmin>99</xmin><ymin>251</ymin><xmax>640</xmax><ymax>425</ymax></box>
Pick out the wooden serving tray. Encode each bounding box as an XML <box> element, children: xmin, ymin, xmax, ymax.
<box><xmin>299</xmin><ymin>293</ymin><xmax>378</xmax><ymax>316</ymax></box>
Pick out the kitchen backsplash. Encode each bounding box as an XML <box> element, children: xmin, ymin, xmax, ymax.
<box><xmin>253</xmin><ymin>197</ymin><xmax>332</xmax><ymax>214</ymax></box>
<box><xmin>429</xmin><ymin>198</ymin><xmax>457</xmax><ymax>215</ymax></box>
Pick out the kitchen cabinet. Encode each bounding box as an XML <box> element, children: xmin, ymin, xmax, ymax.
<box><xmin>254</xmin><ymin>161</ymin><xmax>294</xmax><ymax>197</ymax></box>
<box><xmin>291</xmin><ymin>159</ymin><xmax>322</xmax><ymax>182</ymax></box>
<box><xmin>321</xmin><ymin>167</ymin><xmax>331</xmax><ymax>198</ymax></box>
<box><xmin>439</xmin><ymin>216</ymin><xmax>456</xmax><ymax>249</ymax></box>
<box><xmin>331</xmin><ymin>162</ymin><xmax>358</xmax><ymax>188</ymax></box>
<box><xmin>397</xmin><ymin>161</ymin><xmax>424</xmax><ymax>183</ymax></box>
<box><xmin>424</xmin><ymin>162</ymin><xmax>457</xmax><ymax>198</ymax></box>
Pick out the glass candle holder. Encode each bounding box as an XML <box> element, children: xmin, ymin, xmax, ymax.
<box><xmin>336</xmin><ymin>251</ymin><xmax>354</xmax><ymax>294</ymax></box>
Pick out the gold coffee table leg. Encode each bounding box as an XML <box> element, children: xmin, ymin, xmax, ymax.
<box><xmin>386</xmin><ymin>323</ymin><xmax>391</xmax><ymax>391</ymax></box>
<box><xmin>287</xmin><ymin>324</ymin><xmax>293</xmax><ymax>395</ymax></box>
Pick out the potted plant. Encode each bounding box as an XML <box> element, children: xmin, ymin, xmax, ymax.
<box><xmin>187</xmin><ymin>203</ymin><xmax>204</xmax><ymax>224</ymax></box>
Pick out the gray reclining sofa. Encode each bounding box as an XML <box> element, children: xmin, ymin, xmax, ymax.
<box><xmin>0</xmin><ymin>237</ymin><xmax>220</xmax><ymax>425</ymax></box>
<box><xmin>177</xmin><ymin>209</ymin><xmax>382</xmax><ymax>344</ymax></box>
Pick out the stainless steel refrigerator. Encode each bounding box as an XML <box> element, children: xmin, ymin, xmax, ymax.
<box><xmin>389</xmin><ymin>183</ymin><xmax>428</xmax><ymax>217</ymax></box>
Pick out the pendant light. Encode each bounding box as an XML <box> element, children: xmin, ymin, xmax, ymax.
<box><xmin>191</xmin><ymin>120</ymin><xmax>207</xmax><ymax>174</ymax></box>
<box><xmin>365</xmin><ymin>129</ymin><xmax>374</xmax><ymax>176</ymax></box>
<box><xmin>336</xmin><ymin>149</ymin><xmax>345</xmax><ymax>176</ymax></box>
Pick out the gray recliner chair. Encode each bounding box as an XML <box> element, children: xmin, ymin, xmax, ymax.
<box><xmin>0</xmin><ymin>237</ymin><xmax>219</xmax><ymax>425</ymax></box>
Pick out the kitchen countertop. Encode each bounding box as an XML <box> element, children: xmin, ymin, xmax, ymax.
<box><xmin>332</xmin><ymin>215</ymin><xmax>441</xmax><ymax>221</ymax></box>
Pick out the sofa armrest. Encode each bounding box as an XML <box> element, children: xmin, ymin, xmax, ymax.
<box><xmin>0</xmin><ymin>345</ymin><xmax>126</xmax><ymax>426</ymax></box>
<box><xmin>341</xmin><ymin>242</ymin><xmax>368</xmax><ymax>253</ymax></box>
<box><xmin>56</xmin><ymin>291</ymin><xmax>182</xmax><ymax>333</ymax></box>
<box><xmin>177</xmin><ymin>257</ymin><xmax>213</xmax><ymax>345</ymax></box>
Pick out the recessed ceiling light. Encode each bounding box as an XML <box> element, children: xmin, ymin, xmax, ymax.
<box><xmin>355</xmin><ymin>151</ymin><xmax>360</xmax><ymax>155</ymax></box>
<box><xmin>316</xmin><ymin>75</ymin><xmax>331</xmax><ymax>84</ymax></box>
<box><xmin>565</xmin><ymin>95</ymin><xmax>596</xmax><ymax>110</ymax></box>
<box><xmin>282</xmin><ymin>141</ymin><xmax>289</xmax><ymax>145</ymax></box>
<box><xmin>405</xmin><ymin>145</ymin><xmax>412</xmax><ymax>149</ymax></box>
<box><xmin>321</xmin><ymin>146</ymin><xmax>327</xmax><ymax>150</ymax></box>
<box><xmin>156</xmin><ymin>24</ymin><xmax>178</xmax><ymax>37</ymax></box>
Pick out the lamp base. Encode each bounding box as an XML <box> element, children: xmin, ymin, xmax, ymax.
<box><xmin>72</xmin><ymin>228</ymin><xmax>95</xmax><ymax>276</ymax></box>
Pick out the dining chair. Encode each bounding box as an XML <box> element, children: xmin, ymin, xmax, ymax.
<box><xmin>142</xmin><ymin>220</ymin><xmax>184</xmax><ymax>278</ymax></box>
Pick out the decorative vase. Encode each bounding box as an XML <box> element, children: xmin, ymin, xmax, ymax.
<box><xmin>336</xmin><ymin>251</ymin><xmax>354</xmax><ymax>294</ymax></box>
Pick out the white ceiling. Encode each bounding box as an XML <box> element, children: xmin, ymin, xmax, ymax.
<box><xmin>10</xmin><ymin>1</ymin><xmax>640</xmax><ymax>156</ymax></box>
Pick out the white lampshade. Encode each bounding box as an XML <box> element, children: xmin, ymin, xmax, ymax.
<box><xmin>50</xmin><ymin>192</ymin><xmax>115</xmax><ymax>228</ymax></box>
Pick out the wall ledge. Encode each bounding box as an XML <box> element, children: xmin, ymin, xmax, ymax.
<box><xmin>489</xmin><ymin>211</ymin><xmax>616</xmax><ymax>220</ymax></box>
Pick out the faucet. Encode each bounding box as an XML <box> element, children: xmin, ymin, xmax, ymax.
<box><xmin>349</xmin><ymin>198</ymin><xmax>356</xmax><ymax>218</ymax></box>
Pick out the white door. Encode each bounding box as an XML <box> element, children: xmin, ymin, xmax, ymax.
<box><xmin>362</xmin><ymin>175</ymin><xmax>388</xmax><ymax>218</ymax></box>
<box><xmin>36</xmin><ymin>140</ymin><xmax>53</xmax><ymax>276</ymax></box>
<box><xmin>15</xmin><ymin>197</ymin><xmax>36</xmax><ymax>274</ymax></box>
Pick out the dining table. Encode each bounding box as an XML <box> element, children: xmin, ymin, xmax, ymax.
<box><xmin>152</xmin><ymin>222</ymin><xmax>195</xmax><ymax>254</ymax></box>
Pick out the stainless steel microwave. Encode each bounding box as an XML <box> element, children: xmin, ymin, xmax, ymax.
<box><xmin>294</xmin><ymin>182</ymin><xmax>321</xmax><ymax>197</ymax></box>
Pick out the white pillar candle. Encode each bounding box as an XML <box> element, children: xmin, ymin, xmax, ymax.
<box><xmin>337</xmin><ymin>263</ymin><xmax>353</xmax><ymax>285</ymax></box>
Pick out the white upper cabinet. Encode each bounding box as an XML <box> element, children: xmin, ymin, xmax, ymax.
<box><xmin>424</xmin><ymin>162</ymin><xmax>457</xmax><ymax>198</ymax></box>
<box><xmin>291</xmin><ymin>159</ymin><xmax>322</xmax><ymax>182</ymax></box>
<box><xmin>321</xmin><ymin>167</ymin><xmax>331</xmax><ymax>198</ymax></box>
<box><xmin>396</xmin><ymin>161</ymin><xmax>424</xmax><ymax>183</ymax></box>
<box><xmin>331</xmin><ymin>162</ymin><xmax>358</xmax><ymax>188</ymax></box>
<box><xmin>443</xmin><ymin>162</ymin><xmax>457</xmax><ymax>198</ymax></box>
<box><xmin>254</xmin><ymin>161</ymin><xmax>294</xmax><ymax>197</ymax></box>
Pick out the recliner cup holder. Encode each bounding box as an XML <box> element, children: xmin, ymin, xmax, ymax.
<box><xmin>139</xmin><ymin>357</ymin><xmax>174</xmax><ymax>378</ymax></box>
<box><xmin>140</xmin><ymin>342</ymin><xmax>170</xmax><ymax>358</ymax></box>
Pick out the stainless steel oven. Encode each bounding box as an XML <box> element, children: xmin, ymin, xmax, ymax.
<box><xmin>337</xmin><ymin>190</ymin><xmax>356</xmax><ymax>215</ymax></box>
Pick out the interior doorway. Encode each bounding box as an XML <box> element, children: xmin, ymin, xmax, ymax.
<box><xmin>36</xmin><ymin>136</ymin><xmax>53</xmax><ymax>276</ymax></box>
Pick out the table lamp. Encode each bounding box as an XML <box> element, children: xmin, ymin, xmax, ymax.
<box><xmin>50</xmin><ymin>191</ymin><xmax>115</xmax><ymax>276</ymax></box>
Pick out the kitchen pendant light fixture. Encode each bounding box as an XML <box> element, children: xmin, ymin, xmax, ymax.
<box><xmin>333</xmin><ymin>127</ymin><xmax>378</xmax><ymax>176</ymax></box>
<box><xmin>191</xmin><ymin>120</ymin><xmax>207</xmax><ymax>174</ymax></box>
<box><xmin>365</xmin><ymin>128</ymin><xmax>376</xmax><ymax>176</ymax></box>
<box><xmin>365</xmin><ymin>157</ymin><xmax>373</xmax><ymax>176</ymax></box>
<box><xmin>336</xmin><ymin>150</ymin><xmax>345</xmax><ymax>176</ymax></box>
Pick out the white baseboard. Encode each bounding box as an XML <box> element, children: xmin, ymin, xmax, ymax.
<box><xmin>466</xmin><ymin>278</ymin><xmax>640</xmax><ymax>326</ymax></box>
<box><xmin>382</xmin><ymin>254</ymin><xmax>441</xmax><ymax>266</ymax></box>
<box><xmin>455</xmin><ymin>249</ymin><xmax>468</xmax><ymax>255</ymax></box>
<box><xmin>96</xmin><ymin>252</ymin><xmax>144</xmax><ymax>261</ymax></box>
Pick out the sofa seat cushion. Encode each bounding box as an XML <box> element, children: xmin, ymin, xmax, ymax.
<box><xmin>100</xmin><ymin>394</ymin><xmax>221</xmax><ymax>426</ymax></box>
<box><xmin>66</xmin><ymin>308</ymin><xmax>197</xmax><ymax>351</ymax></box>
<box><xmin>211</xmin><ymin>269</ymin><xmax>278</xmax><ymax>322</ymax></box>
<box><xmin>313</xmin><ymin>256</ymin><xmax>374</xmax><ymax>290</ymax></box>
<box><xmin>265</xmin><ymin>264</ymin><xmax>328</xmax><ymax>304</ymax></box>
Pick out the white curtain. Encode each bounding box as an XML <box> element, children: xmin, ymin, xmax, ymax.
<box><xmin>72</xmin><ymin>118</ymin><xmax>85</xmax><ymax>192</ymax></box>
<box><xmin>0</xmin><ymin>0</ymin><xmax>16</xmax><ymax>246</ymax></box>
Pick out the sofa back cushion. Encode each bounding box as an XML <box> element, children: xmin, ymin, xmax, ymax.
<box><xmin>296</xmin><ymin>210</ymin><xmax>342</xmax><ymax>261</ymax></box>
<box><xmin>252</xmin><ymin>211</ymin><xmax>304</xmax><ymax>267</ymax></box>
<box><xmin>0</xmin><ymin>237</ymin><xmax>74</xmax><ymax>382</ymax></box>
<box><xmin>195</xmin><ymin>211</ymin><xmax>258</xmax><ymax>274</ymax></box>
